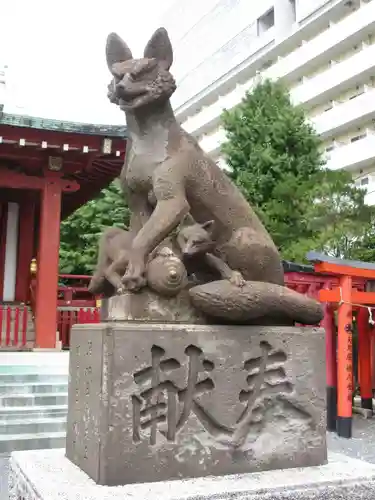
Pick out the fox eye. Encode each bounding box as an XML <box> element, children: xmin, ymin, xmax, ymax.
<box><xmin>130</xmin><ymin>66</ymin><xmax>149</xmax><ymax>80</ymax></box>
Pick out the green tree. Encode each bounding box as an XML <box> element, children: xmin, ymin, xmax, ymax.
<box><xmin>59</xmin><ymin>180</ymin><xmax>129</xmax><ymax>275</ymax></box>
<box><xmin>221</xmin><ymin>78</ymin><xmax>374</xmax><ymax>262</ymax></box>
<box><xmin>349</xmin><ymin>222</ymin><xmax>375</xmax><ymax>263</ymax></box>
<box><xmin>278</xmin><ymin>169</ymin><xmax>374</xmax><ymax>261</ymax></box>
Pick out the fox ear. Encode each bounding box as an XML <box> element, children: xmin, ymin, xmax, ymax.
<box><xmin>144</xmin><ymin>28</ymin><xmax>173</xmax><ymax>70</ymax></box>
<box><xmin>106</xmin><ymin>32</ymin><xmax>133</xmax><ymax>73</ymax></box>
<box><xmin>201</xmin><ymin>220</ymin><xmax>215</xmax><ymax>232</ymax></box>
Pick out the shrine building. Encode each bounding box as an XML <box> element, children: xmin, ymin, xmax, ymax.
<box><xmin>0</xmin><ymin>108</ymin><xmax>127</xmax><ymax>349</ymax></box>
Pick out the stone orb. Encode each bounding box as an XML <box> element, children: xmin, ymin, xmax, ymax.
<box><xmin>146</xmin><ymin>248</ymin><xmax>188</xmax><ymax>297</ymax></box>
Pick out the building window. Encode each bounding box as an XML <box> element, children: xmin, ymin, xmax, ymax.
<box><xmin>349</xmin><ymin>86</ymin><xmax>365</xmax><ymax>100</ymax></box>
<box><xmin>361</xmin><ymin>177</ymin><xmax>370</xmax><ymax>186</ymax></box>
<box><xmin>261</xmin><ymin>60</ymin><xmax>274</xmax><ymax>70</ymax></box>
<box><xmin>325</xmin><ymin>145</ymin><xmax>335</xmax><ymax>152</ymax></box>
<box><xmin>324</xmin><ymin>101</ymin><xmax>333</xmax><ymax>112</ymax></box>
<box><xmin>351</xmin><ymin>133</ymin><xmax>366</xmax><ymax>142</ymax></box>
<box><xmin>257</xmin><ymin>8</ymin><xmax>275</xmax><ymax>36</ymax></box>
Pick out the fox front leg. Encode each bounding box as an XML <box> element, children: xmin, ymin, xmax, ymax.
<box><xmin>123</xmin><ymin>197</ymin><xmax>190</xmax><ymax>292</ymax></box>
<box><xmin>104</xmin><ymin>252</ymin><xmax>129</xmax><ymax>295</ymax></box>
<box><xmin>204</xmin><ymin>253</ymin><xmax>246</xmax><ymax>287</ymax></box>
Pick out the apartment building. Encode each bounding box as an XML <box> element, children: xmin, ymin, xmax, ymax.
<box><xmin>161</xmin><ymin>0</ymin><xmax>375</xmax><ymax>204</ymax></box>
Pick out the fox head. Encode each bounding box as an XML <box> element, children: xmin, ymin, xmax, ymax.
<box><xmin>177</xmin><ymin>220</ymin><xmax>215</xmax><ymax>258</ymax></box>
<box><xmin>106</xmin><ymin>28</ymin><xmax>176</xmax><ymax>111</ymax></box>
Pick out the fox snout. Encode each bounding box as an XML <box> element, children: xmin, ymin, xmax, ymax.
<box><xmin>182</xmin><ymin>245</ymin><xmax>194</xmax><ymax>257</ymax></box>
<box><xmin>115</xmin><ymin>77</ymin><xmax>146</xmax><ymax>97</ymax></box>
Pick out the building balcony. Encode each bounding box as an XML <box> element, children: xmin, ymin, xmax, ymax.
<box><xmin>296</xmin><ymin>0</ymin><xmax>334</xmax><ymax>23</ymax></box>
<box><xmin>175</xmin><ymin>0</ymin><xmax>356</xmax><ymax>121</ymax></box>
<box><xmin>312</xmin><ymin>88</ymin><xmax>375</xmax><ymax>139</ymax></box>
<box><xmin>199</xmin><ymin>129</ymin><xmax>226</xmax><ymax>157</ymax></box>
<box><xmin>173</xmin><ymin>26</ymin><xmax>275</xmax><ymax>117</ymax></box>
<box><xmin>325</xmin><ymin>135</ymin><xmax>375</xmax><ymax>172</ymax></box>
<box><xmin>291</xmin><ymin>43</ymin><xmax>375</xmax><ymax>109</ymax></box>
<box><xmin>199</xmin><ymin>89</ymin><xmax>375</xmax><ymax>159</ymax></box>
<box><xmin>181</xmin><ymin>1</ymin><xmax>375</xmax><ymax>138</ymax></box>
<box><xmin>182</xmin><ymin>83</ymin><xmax>249</xmax><ymax>138</ymax></box>
<box><xmin>266</xmin><ymin>0</ymin><xmax>375</xmax><ymax>84</ymax></box>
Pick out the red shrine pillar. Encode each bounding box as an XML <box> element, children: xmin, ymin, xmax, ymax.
<box><xmin>15</xmin><ymin>196</ymin><xmax>36</xmax><ymax>303</ymax></box>
<box><xmin>34</xmin><ymin>178</ymin><xmax>63</xmax><ymax>348</ymax></box>
<box><xmin>322</xmin><ymin>303</ymin><xmax>337</xmax><ymax>432</ymax></box>
<box><xmin>337</xmin><ymin>274</ymin><xmax>353</xmax><ymax>438</ymax></box>
<box><xmin>357</xmin><ymin>308</ymin><xmax>373</xmax><ymax>412</ymax></box>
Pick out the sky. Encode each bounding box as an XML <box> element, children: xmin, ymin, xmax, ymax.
<box><xmin>0</xmin><ymin>0</ymin><xmax>176</xmax><ymax>125</ymax></box>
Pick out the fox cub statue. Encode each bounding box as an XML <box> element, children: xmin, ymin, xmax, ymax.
<box><xmin>89</xmin><ymin>219</ymin><xmax>243</xmax><ymax>296</ymax></box>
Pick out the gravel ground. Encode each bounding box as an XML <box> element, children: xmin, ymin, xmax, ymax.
<box><xmin>0</xmin><ymin>454</ymin><xmax>9</xmax><ymax>500</ymax></box>
<box><xmin>1</xmin><ymin>417</ymin><xmax>375</xmax><ymax>499</ymax></box>
<box><xmin>327</xmin><ymin>416</ymin><xmax>375</xmax><ymax>464</ymax></box>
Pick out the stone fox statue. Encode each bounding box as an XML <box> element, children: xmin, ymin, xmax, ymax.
<box><xmin>88</xmin><ymin>227</ymin><xmax>132</xmax><ymax>296</ymax></box>
<box><xmin>173</xmin><ymin>219</ymin><xmax>245</xmax><ymax>287</ymax></box>
<box><xmin>106</xmin><ymin>28</ymin><xmax>284</xmax><ymax>292</ymax></box>
<box><xmin>105</xmin><ymin>28</ymin><xmax>323</xmax><ymax>324</ymax></box>
<box><xmin>88</xmin><ymin>220</ymin><xmax>244</xmax><ymax>296</ymax></box>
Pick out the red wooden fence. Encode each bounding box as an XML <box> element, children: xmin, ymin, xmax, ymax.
<box><xmin>0</xmin><ymin>305</ymin><xmax>100</xmax><ymax>349</ymax></box>
<box><xmin>0</xmin><ymin>271</ymin><xmax>369</xmax><ymax>349</ymax></box>
<box><xmin>57</xmin><ymin>308</ymin><xmax>100</xmax><ymax>349</ymax></box>
<box><xmin>0</xmin><ymin>305</ymin><xmax>29</xmax><ymax>348</ymax></box>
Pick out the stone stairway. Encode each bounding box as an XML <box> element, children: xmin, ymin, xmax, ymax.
<box><xmin>0</xmin><ymin>353</ymin><xmax>69</xmax><ymax>453</ymax></box>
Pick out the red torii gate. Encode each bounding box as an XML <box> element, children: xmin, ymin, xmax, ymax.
<box><xmin>307</xmin><ymin>251</ymin><xmax>375</xmax><ymax>439</ymax></box>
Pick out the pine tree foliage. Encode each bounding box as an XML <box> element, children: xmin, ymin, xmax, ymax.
<box><xmin>59</xmin><ymin>180</ymin><xmax>129</xmax><ymax>274</ymax></box>
<box><xmin>221</xmin><ymin>79</ymin><xmax>375</xmax><ymax>262</ymax></box>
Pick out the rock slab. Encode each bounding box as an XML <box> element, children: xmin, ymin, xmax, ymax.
<box><xmin>100</xmin><ymin>292</ymin><xmax>206</xmax><ymax>323</ymax></box>
<box><xmin>9</xmin><ymin>449</ymin><xmax>375</xmax><ymax>500</ymax></box>
<box><xmin>66</xmin><ymin>323</ymin><xmax>327</xmax><ymax>486</ymax></box>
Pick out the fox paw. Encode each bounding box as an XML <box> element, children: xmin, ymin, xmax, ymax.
<box><xmin>116</xmin><ymin>285</ymin><xmax>126</xmax><ymax>295</ymax></box>
<box><xmin>229</xmin><ymin>271</ymin><xmax>246</xmax><ymax>288</ymax></box>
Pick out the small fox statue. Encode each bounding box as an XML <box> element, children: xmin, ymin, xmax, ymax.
<box><xmin>89</xmin><ymin>219</ymin><xmax>243</xmax><ymax>296</ymax></box>
<box><xmin>174</xmin><ymin>219</ymin><xmax>245</xmax><ymax>287</ymax></box>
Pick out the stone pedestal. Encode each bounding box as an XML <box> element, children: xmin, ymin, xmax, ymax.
<box><xmin>66</xmin><ymin>323</ymin><xmax>326</xmax><ymax>486</ymax></box>
<box><xmin>100</xmin><ymin>291</ymin><xmax>206</xmax><ymax>323</ymax></box>
<box><xmin>9</xmin><ymin>450</ymin><xmax>375</xmax><ymax>500</ymax></box>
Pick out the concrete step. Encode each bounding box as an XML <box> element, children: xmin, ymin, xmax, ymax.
<box><xmin>0</xmin><ymin>373</ymin><xmax>68</xmax><ymax>384</ymax></box>
<box><xmin>0</xmin><ymin>392</ymin><xmax>68</xmax><ymax>407</ymax></box>
<box><xmin>0</xmin><ymin>382</ymin><xmax>68</xmax><ymax>395</ymax></box>
<box><xmin>0</xmin><ymin>431</ymin><xmax>66</xmax><ymax>453</ymax></box>
<box><xmin>0</xmin><ymin>416</ymin><xmax>67</xmax><ymax>435</ymax></box>
<box><xmin>0</xmin><ymin>405</ymin><xmax>67</xmax><ymax>422</ymax></box>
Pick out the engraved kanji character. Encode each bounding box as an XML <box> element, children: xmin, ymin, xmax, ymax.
<box><xmin>131</xmin><ymin>344</ymin><xmax>218</xmax><ymax>444</ymax></box>
<box><xmin>132</xmin><ymin>345</ymin><xmax>181</xmax><ymax>444</ymax></box>
<box><xmin>176</xmin><ymin>345</ymin><xmax>218</xmax><ymax>433</ymax></box>
<box><xmin>233</xmin><ymin>341</ymin><xmax>292</xmax><ymax>447</ymax></box>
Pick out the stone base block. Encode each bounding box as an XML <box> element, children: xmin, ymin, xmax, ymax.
<box><xmin>9</xmin><ymin>449</ymin><xmax>375</xmax><ymax>500</ymax></box>
<box><xmin>100</xmin><ymin>291</ymin><xmax>206</xmax><ymax>323</ymax></box>
<box><xmin>66</xmin><ymin>323</ymin><xmax>327</xmax><ymax>486</ymax></box>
